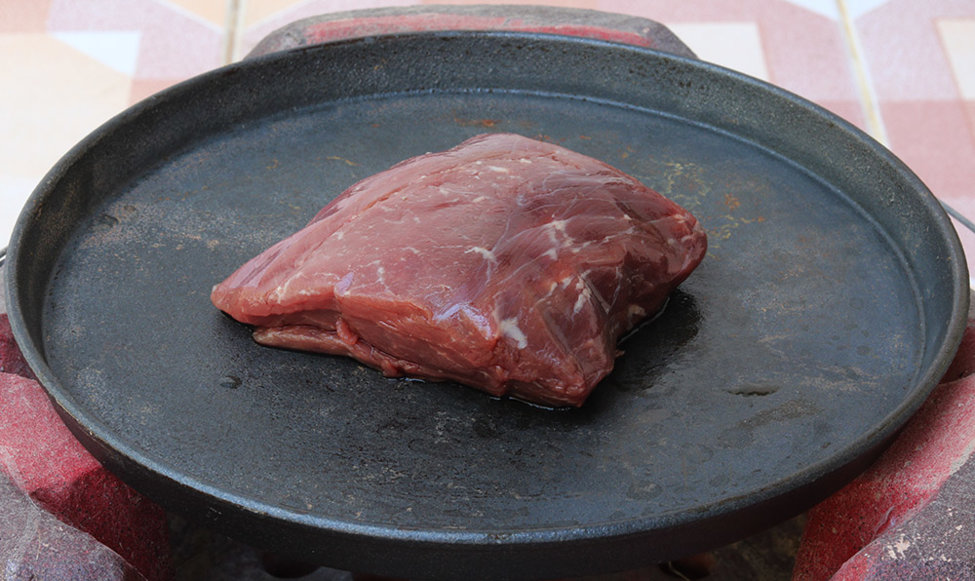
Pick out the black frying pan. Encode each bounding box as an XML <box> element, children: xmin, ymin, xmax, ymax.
<box><xmin>6</xmin><ymin>30</ymin><xmax>968</xmax><ymax>580</ymax></box>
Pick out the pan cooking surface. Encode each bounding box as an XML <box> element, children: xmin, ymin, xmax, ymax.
<box><xmin>9</xmin><ymin>33</ymin><xmax>966</xmax><ymax>578</ymax></box>
<box><xmin>45</xmin><ymin>89</ymin><xmax>918</xmax><ymax>534</ymax></box>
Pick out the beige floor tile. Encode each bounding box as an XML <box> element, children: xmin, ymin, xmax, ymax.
<box><xmin>242</xmin><ymin>0</ymin><xmax>315</xmax><ymax>29</ymax></box>
<box><xmin>0</xmin><ymin>0</ymin><xmax>50</xmax><ymax>33</ymax></box>
<box><xmin>1</xmin><ymin>33</ymin><xmax>131</xmax><ymax>242</ymax></box>
<box><xmin>167</xmin><ymin>0</ymin><xmax>230</xmax><ymax>27</ymax></box>
<box><xmin>422</xmin><ymin>0</ymin><xmax>598</xmax><ymax>7</ymax></box>
<box><xmin>667</xmin><ymin>22</ymin><xmax>769</xmax><ymax>80</ymax></box>
<box><xmin>937</xmin><ymin>18</ymin><xmax>975</xmax><ymax>100</ymax></box>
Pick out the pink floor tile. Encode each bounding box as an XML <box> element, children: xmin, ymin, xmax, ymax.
<box><xmin>423</xmin><ymin>0</ymin><xmax>598</xmax><ymax>6</ymax></box>
<box><xmin>602</xmin><ymin>0</ymin><xmax>865</xmax><ymax>126</ymax></box>
<box><xmin>242</xmin><ymin>0</ymin><xmax>864</xmax><ymax>127</ymax></box>
<box><xmin>944</xmin><ymin>208</ymin><xmax>975</xmax><ymax>282</ymax></box>
<box><xmin>129</xmin><ymin>78</ymin><xmax>182</xmax><ymax>105</ymax></box>
<box><xmin>937</xmin><ymin>18</ymin><xmax>975</xmax><ymax>100</ymax></box>
<box><xmin>854</xmin><ymin>0</ymin><xmax>973</xmax><ymax>101</ymax></box>
<box><xmin>853</xmin><ymin>0</ymin><xmax>975</xmax><ymax>270</ymax></box>
<box><xmin>0</xmin><ymin>0</ymin><xmax>52</xmax><ymax>33</ymax></box>
<box><xmin>47</xmin><ymin>0</ymin><xmax>224</xmax><ymax>80</ymax></box>
<box><xmin>884</xmin><ymin>98</ymin><xmax>975</xmax><ymax>272</ymax></box>
<box><xmin>882</xmin><ymin>100</ymin><xmax>975</xmax><ymax>200</ymax></box>
<box><xmin>814</xmin><ymin>100</ymin><xmax>869</xmax><ymax>130</ymax></box>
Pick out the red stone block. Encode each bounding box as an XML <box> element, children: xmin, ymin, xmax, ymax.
<box><xmin>942</xmin><ymin>318</ymin><xmax>975</xmax><ymax>382</ymax></box>
<box><xmin>0</xmin><ymin>314</ymin><xmax>35</xmax><ymax>380</ymax></box>
<box><xmin>792</xmin><ymin>344</ymin><xmax>975</xmax><ymax>580</ymax></box>
<box><xmin>0</xmin><ymin>371</ymin><xmax>171</xmax><ymax>581</ymax></box>
<box><xmin>828</xmin><ymin>433</ymin><xmax>975</xmax><ymax>579</ymax></box>
<box><xmin>0</xmin><ymin>468</ymin><xmax>144</xmax><ymax>581</ymax></box>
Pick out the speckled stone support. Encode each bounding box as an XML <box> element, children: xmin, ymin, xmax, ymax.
<box><xmin>793</xmin><ymin>304</ymin><xmax>975</xmax><ymax>580</ymax></box>
<box><xmin>0</xmin><ymin>267</ymin><xmax>171</xmax><ymax>581</ymax></box>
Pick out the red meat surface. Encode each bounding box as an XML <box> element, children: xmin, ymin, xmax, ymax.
<box><xmin>211</xmin><ymin>133</ymin><xmax>706</xmax><ymax>407</ymax></box>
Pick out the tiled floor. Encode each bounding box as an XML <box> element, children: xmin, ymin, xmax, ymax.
<box><xmin>2</xmin><ymin>0</ymin><xmax>974</xmax><ymax>273</ymax></box>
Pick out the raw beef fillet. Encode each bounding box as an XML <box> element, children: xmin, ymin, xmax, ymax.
<box><xmin>211</xmin><ymin>133</ymin><xmax>707</xmax><ymax>407</ymax></box>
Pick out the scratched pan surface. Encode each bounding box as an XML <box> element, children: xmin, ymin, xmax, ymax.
<box><xmin>6</xmin><ymin>32</ymin><xmax>968</xmax><ymax>579</ymax></box>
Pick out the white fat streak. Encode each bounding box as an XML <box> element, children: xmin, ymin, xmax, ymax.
<box><xmin>499</xmin><ymin>317</ymin><xmax>528</xmax><ymax>349</ymax></box>
<box><xmin>548</xmin><ymin>219</ymin><xmax>569</xmax><ymax>234</ymax></box>
<box><xmin>578</xmin><ymin>268</ymin><xmax>612</xmax><ymax>313</ymax></box>
<box><xmin>466</xmin><ymin>246</ymin><xmax>497</xmax><ymax>263</ymax></box>
<box><xmin>571</xmin><ymin>240</ymin><xmax>592</xmax><ymax>254</ymax></box>
<box><xmin>543</xmin><ymin>219</ymin><xmax>572</xmax><ymax>260</ymax></box>
<box><xmin>335</xmin><ymin>272</ymin><xmax>355</xmax><ymax>296</ymax></box>
<box><xmin>573</xmin><ymin>286</ymin><xmax>591</xmax><ymax>314</ymax></box>
<box><xmin>270</xmin><ymin>278</ymin><xmax>293</xmax><ymax>302</ymax></box>
<box><xmin>486</xmin><ymin>165</ymin><xmax>510</xmax><ymax>173</ymax></box>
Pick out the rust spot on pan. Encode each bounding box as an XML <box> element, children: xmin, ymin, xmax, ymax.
<box><xmin>453</xmin><ymin>117</ymin><xmax>500</xmax><ymax>128</ymax></box>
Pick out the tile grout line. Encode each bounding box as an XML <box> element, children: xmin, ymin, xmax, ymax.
<box><xmin>835</xmin><ymin>2</ymin><xmax>974</xmax><ymax>277</ymax></box>
<box><xmin>934</xmin><ymin>18</ymin><xmax>975</xmax><ymax>164</ymax></box>
<box><xmin>835</xmin><ymin>0</ymin><xmax>890</xmax><ymax>147</ymax></box>
<box><xmin>223</xmin><ymin>0</ymin><xmax>243</xmax><ymax>64</ymax></box>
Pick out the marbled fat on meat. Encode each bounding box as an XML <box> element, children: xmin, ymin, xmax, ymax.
<box><xmin>211</xmin><ymin>133</ymin><xmax>707</xmax><ymax>407</ymax></box>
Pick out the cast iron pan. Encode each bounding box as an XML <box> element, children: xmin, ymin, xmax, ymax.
<box><xmin>6</xmin><ymin>29</ymin><xmax>969</xmax><ymax>580</ymax></box>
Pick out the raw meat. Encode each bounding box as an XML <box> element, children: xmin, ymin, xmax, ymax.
<box><xmin>211</xmin><ymin>133</ymin><xmax>706</xmax><ymax>407</ymax></box>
